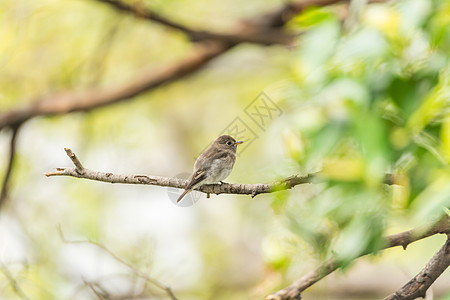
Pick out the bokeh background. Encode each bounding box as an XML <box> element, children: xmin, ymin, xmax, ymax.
<box><xmin>0</xmin><ymin>0</ymin><xmax>449</xmax><ymax>299</ymax></box>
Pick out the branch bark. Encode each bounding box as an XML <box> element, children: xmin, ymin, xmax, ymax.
<box><xmin>44</xmin><ymin>148</ymin><xmax>400</xmax><ymax>197</ymax></box>
<box><xmin>384</xmin><ymin>235</ymin><xmax>450</xmax><ymax>300</ymax></box>
<box><xmin>252</xmin><ymin>0</ymin><xmax>348</xmax><ymax>28</ymax></box>
<box><xmin>45</xmin><ymin>149</ymin><xmax>318</xmax><ymax>197</ymax></box>
<box><xmin>266</xmin><ymin>216</ymin><xmax>450</xmax><ymax>300</ymax></box>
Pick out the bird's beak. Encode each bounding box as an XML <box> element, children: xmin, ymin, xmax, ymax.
<box><xmin>234</xmin><ymin>141</ymin><xmax>244</xmax><ymax>146</ymax></box>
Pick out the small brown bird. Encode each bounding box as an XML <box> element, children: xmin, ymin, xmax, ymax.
<box><xmin>177</xmin><ymin>135</ymin><xmax>243</xmax><ymax>203</ymax></box>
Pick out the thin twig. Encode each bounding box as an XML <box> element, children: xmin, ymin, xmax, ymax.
<box><xmin>58</xmin><ymin>226</ymin><xmax>178</xmax><ymax>300</ymax></box>
<box><xmin>0</xmin><ymin>124</ymin><xmax>20</xmax><ymax>207</ymax></box>
<box><xmin>92</xmin><ymin>0</ymin><xmax>295</xmax><ymax>45</ymax></box>
<box><xmin>0</xmin><ymin>262</ymin><xmax>30</xmax><ymax>300</ymax></box>
<box><xmin>266</xmin><ymin>216</ymin><xmax>450</xmax><ymax>300</ymax></box>
<box><xmin>85</xmin><ymin>281</ymin><xmax>106</xmax><ymax>300</ymax></box>
<box><xmin>64</xmin><ymin>148</ymin><xmax>84</xmax><ymax>174</ymax></box>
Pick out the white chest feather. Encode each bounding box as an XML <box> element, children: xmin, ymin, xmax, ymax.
<box><xmin>203</xmin><ymin>157</ymin><xmax>234</xmax><ymax>183</ymax></box>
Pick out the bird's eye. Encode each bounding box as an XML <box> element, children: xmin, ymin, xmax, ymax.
<box><xmin>227</xmin><ymin>141</ymin><xmax>232</xmax><ymax>146</ymax></box>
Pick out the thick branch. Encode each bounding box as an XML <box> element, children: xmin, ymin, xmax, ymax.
<box><xmin>384</xmin><ymin>235</ymin><xmax>450</xmax><ymax>300</ymax></box>
<box><xmin>0</xmin><ymin>41</ymin><xmax>229</xmax><ymax>130</ymax></box>
<box><xmin>266</xmin><ymin>216</ymin><xmax>450</xmax><ymax>300</ymax></box>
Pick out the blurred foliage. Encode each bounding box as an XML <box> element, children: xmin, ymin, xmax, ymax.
<box><xmin>270</xmin><ymin>0</ymin><xmax>450</xmax><ymax>276</ymax></box>
<box><xmin>0</xmin><ymin>0</ymin><xmax>449</xmax><ymax>299</ymax></box>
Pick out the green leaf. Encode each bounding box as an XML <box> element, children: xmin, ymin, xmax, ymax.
<box><xmin>292</xmin><ymin>7</ymin><xmax>336</xmax><ymax>28</ymax></box>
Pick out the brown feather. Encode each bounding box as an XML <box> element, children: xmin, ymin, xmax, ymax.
<box><xmin>176</xmin><ymin>188</ymin><xmax>192</xmax><ymax>203</ymax></box>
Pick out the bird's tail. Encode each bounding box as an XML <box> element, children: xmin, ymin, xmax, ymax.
<box><xmin>177</xmin><ymin>188</ymin><xmax>192</xmax><ymax>203</ymax></box>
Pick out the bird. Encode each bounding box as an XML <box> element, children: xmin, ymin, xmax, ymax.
<box><xmin>177</xmin><ymin>135</ymin><xmax>243</xmax><ymax>203</ymax></box>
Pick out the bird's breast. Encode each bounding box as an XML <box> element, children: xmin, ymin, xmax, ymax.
<box><xmin>204</xmin><ymin>155</ymin><xmax>235</xmax><ymax>183</ymax></box>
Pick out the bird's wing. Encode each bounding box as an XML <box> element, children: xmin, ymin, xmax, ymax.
<box><xmin>177</xmin><ymin>169</ymin><xmax>207</xmax><ymax>203</ymax></box>
<box><xmin>185</xmin><ymin>169</ymin><xmax>207</xmax><ymax>190</ymax></box>
<box><xmin>194</xmin><ymin>150</ymin><xmax>229</xmax><ymax>170</ymax></box>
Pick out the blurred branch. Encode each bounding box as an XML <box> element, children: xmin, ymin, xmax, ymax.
<box><xmin>252</xmin><ymin>0</ymin><xmax>346</xmax><ymax>28</ymax></box>
<box><xmin>0</xmin><ymin>41</ymin><xmax>229</xmax><ymax>130</ymax></box>
<box><xmin>384</xmin><ymin>234</ymin><xmax>450</xmax><ymax>300</ymax></box>
<box><xmin>0</xmin><ymin>0</ymin><xmax>367</xmax><ymax>130</ymax></box>
<box><xmin>86</xmin><ymin>18</ymin><xmax>123</xmax><ymax>86</ymax></box>
<box><xmin>0</xmin><ymin>124</ymin><xmax>20</xmax><ymax>207</ymax></box>
<box><xmin>266</xmin><ymin>216</ymin><xmax>450</xmax><ymax>300</ymax></box>
<box><xmin>81</xmin><ymin>277</ymin><xmax>152</xmax><ymax>299</ymax></box>
<box><xmin>85</xmin><ymin>281</ymin><xmax>107</xmax><ymax>300</ymax></box>
<box><xmin>44</xmin><ymin>148</ymin><xmax>399</xmax><ymax>198</ymax></box>
<box><xmin>248</xmin><ymin>0</ymin><xmax>390</xmax><ymax>28</ymax></box>
<box><xmin>58</xmin><ymin>226</ymin><xmax>178</xmax><ymax>300</ymax></box>
<box><xmin>96</xmin><ymin>0</ymin><xmax>392</xmax><ymax>45</ymax></box>
<box><xmin>0</xmin><ymin>262</ymin><xmax>30</xmax><ymax>300</ymax></box>
<box><xmin>62</xmin><ymin>148</ymin><xmax>85</xmax><ymax>174</ymax></box>
<box><xmin>93</xmin><ymin>0</ymin><xmax>295</xmax><ymax>45</ymax></box>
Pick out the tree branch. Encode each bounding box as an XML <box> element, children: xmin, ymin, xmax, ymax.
<box><xmin>95</xmin><ymin>0</ymin><xmax>392</xmax><ymax>45</ymax></box>
<box><xmin>0</xmin><ymin>0</ymin><xmax>362</xmax><ymax>131</ymax></box>
<box><xmin>92</xmin><ymin>0</ymin><xmax>296</xmax><ymax>45</ymax></box>
<box><xmin>45</xmin><ymin>148</ymin><xmax>399</xmax><ymax>198</ymax></box>
<box><xmin>266</xmin><ymin>216</ymin><xmax>450</xmax><ymax>300</ymax></box>
<box><xmin>252</xmin><ymin>0</ymin><xmax>348</xmax><ymax>28</ymax></box>
<box><xmin>384</xmin><ymin>235</ymin><xmax>450</xmax><ymax>300</ymax></box>
<box><xmin>248</xmin><ymin>0</ymin><xmax>389</xmax><ymax>28</ymax></box>
<box><xmin>0</xmin><ymin>41</ymin><xmax>229</xmax><ymax>130</ymax></box>
<box><xmin>0</xmin><ymin>124</ymin><xmax>20</xmax><ymax>207</ymax></box>
<box><xmin>85</xmin><ymin>280</ymin><xmax>107</xmax><ymax>300</ymax></box>
<box><xmin>45</xmin><ymin>149</ymin><xmax>317</xmax><ymax>197</ymax></box>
